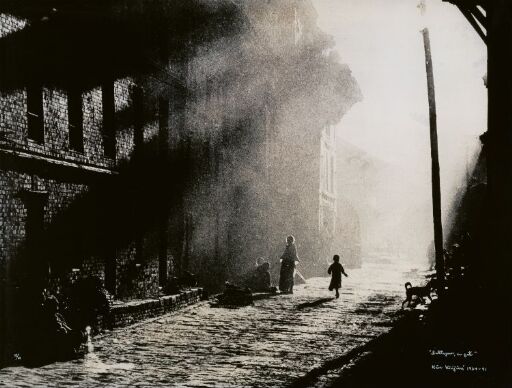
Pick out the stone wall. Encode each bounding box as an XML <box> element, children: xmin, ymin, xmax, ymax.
<box><xmin>99</xmin><ymin>288</ymin><xmax>203</xmax><ymax>331</ymax></box>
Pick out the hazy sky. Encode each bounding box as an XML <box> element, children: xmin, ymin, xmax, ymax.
<box><xmin>314</xmin><ymin>0</ymin><xmax>486</xmax><ymax>212</ymax></box>
<box><xmin>312</xmin><ymin>0</ymin><xmax>487</xmax><ymax>260</ymax></box>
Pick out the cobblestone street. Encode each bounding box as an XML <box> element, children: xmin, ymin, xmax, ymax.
<box><xmin>0</xmin><ymin>262</ymin><xmax>426</xmax><ymax>387</ymax></box>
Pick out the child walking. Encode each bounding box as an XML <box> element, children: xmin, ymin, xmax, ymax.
<box><xmin>328</xmin><ymin>255</ymin><xmax>348</xmax><ymax>299</ymax></box>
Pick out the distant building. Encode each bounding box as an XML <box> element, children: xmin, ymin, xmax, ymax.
<box><xmin>177</xmin><ymin>2</ymin><xmax>361</xmax><ymax>280</ymax></box>
<box><xmin>335</xmin><ymin>141</ymin><xmax>379</xmax><ymax>262</ymax></box>
<box><xmin>335</xmin><ymin>140</ymin><xmax>434</xmax><ymax>264</ymax></box>
<box><xmin>334</xmin><ymin>198</ymin><xmax>362</xmax><ymax>268</ymax></box>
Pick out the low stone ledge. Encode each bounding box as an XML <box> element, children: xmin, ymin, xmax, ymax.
<box><xmin>104</xmin><ymin>288</ymin><xmax>203</xmax><ymax>330</ymax></box>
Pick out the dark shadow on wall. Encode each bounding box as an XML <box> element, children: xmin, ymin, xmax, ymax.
<box><xmin>0</xmin><ymin>0</ymin><xmax>242</xmax><ymax>93</ymax></box>
<box><xmin>436</xmin><ymin>136</ymin><xmax>489</xmax><ymax>282</ymax></box>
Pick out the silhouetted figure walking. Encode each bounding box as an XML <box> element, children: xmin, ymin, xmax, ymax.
<box><xmin>279</xmin><ymin>235</ymin><xmax>299</xmax><ymax>294</ymax></box>
<box><xmin>328</xmin><ymin>255</ymin><xmax>348</xmax><ymax>299</ymax></box>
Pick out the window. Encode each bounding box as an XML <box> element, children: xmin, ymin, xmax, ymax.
<box><xmin>331</xmin><ymin>155</ymin><xmax>335</xmax><ymax>193</ymax></box>
<box><xmin>326</xmin><ymin>155</ymin><xmax>329</xmax><ymax>191</ymax></box>
<box><xmin>102</xmin><ymin>83</ymin><xmax>116</xmax><ymax>158</ymax></box>
<box><xmin>20</xmin><ymin>190</ymin><xmax>49</xmax><ymax>284</ymax></box>
<box><xmin>326</xmin><ymin>156</ymin><xmax>330</xmax><ymax>192</ymax></box>
<box><xmin>26</xmin><ymin>85</ymin><xmax>44</xmax><ymax>143</ymax></box>
<box><xmin>68</xmin><ymin>88</ymin><xmax>83</xmax><ymax>152</ymax></box>
<box><xmin>25</xmin><ymin>195</ymin><xmax>45</xmax><ymax>249</ymax></box>
<box><xmin>158</xmin><ymin>97</ymin><xmax>169</xmax><ymax>157</ymax></box>
<box><xmin>158</xmin><ymin>215</ymin><xmax>168</xmax><ymax>287</ymax></box>
<box><xmin>321</xmin><ymin>153</ymin><xmax>327</xmax><ymax>192</ymax></box>
<box><xmin>132</xmin><ymin>86</ymin><xmax>144</xmax><ymax>152</ymax></box>
<box><xmin>105</xmin><ymin>248</ymin><xmax>116</xmax><ymax>295</ymax></box>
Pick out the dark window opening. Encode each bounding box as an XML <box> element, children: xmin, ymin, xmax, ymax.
<box><xmin>68</xmin><ymin>88</ymin><xmax>84</xmax><ymax>152</ymax></box>
<box><xmin>26</xmin><ymin>198</ymin><xmax>45</xmax><ymax>252</ymax></box>
<box><xmin>132</xmin><ymin>86</ymin><xmax>144</xmax><ymax>153</ymax></box>
<box><xmin>158</xmin><ymin>215</ymin><xmax>168</xmax><ymax>286</ymax></box>
<box><xmin>135</xmin><ymin>236</ymin><xmax>143</xmax><ymax>265</ymax></box>
<box><xmin>102</xmin><ymin>83</ymin><xmax>116</xmax><ymax>158</ymax></box>
<box><xmin>22</xmin><ymin>190</ymin><xmax>49</xmax><ymax>287</ymax></box>
<box><xmin>104</xmin><ymin>248</ymin><xmax>117</xmax><ymax>296</ymax></box>
<box><xmin>158</xmin><ymin>97</ymin><xmax>169</xmax><ymax>158</ymax></box>
<box><xmin>330</xmin><ymin>155</ymin><xmax>335</xmax><ymax>193</ymax></box>
<box><xmin>26</xmin><ymin>85</ymin><xmax>44</xmax><ymax>143</ymax></box>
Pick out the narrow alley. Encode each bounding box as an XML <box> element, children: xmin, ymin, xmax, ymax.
<box><xmin>0</xmin><ymin>261</ymin><xmax>426</xmax><ymax>387</ymax></box>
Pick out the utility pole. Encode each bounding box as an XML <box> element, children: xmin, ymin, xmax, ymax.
<box><xmin>422</xmin><ymin>28</ymin><xmax>445</xmax><ymax>297</ymax></box>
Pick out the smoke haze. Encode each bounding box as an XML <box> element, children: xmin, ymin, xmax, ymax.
<box><xmin>314</xmin><ymin>0</ymin><xmax>487</xmax><ymax>264</ymax></box>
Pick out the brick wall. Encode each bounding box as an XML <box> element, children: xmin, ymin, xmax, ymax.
<box><xmin>82</xmin><ymin>87</ymin><xmax>108</xmax><ymax>164</ymax></box>
<box><xmin>0</xmin><ymin>171</ymin><xmax>89</xmax><ymax>275</ymax></box>
<box><xmin>0</xmin><ymin>14</ymin><xmax>27</xmax><ymax>39</ymax></box>
<box><xmin>80</xmin><ymin>256</ymin><xmax>106</xmax><ymax>285</ymax></box>
<box><xmin>0</xmin><ymin>173</ymin><xmax>89</xmax><ymax>271</ymax></box>
<box><xmin>115</xmin><ymin>243</ymin><xmax>160</xmax><ymax>301</ymax></box>
<box><xmin>0</xmin><ymin>14</ymin><xmax>163</xmax><ymax>302</ymax></box>
<box><xmin>0</xmin><ymin>172</ymin><xmax>28</xmax><ymax>277</ymax></box>
<box><xmin>0</xmin><ymin>84</ymin><xmax>132</xmax><ymax>169</ymax></box>
<box><xmin>118</xmin><ymin>256</ymin><xmax>161</xmax><ymax>301</ymax></box>
<box><xmin>114</xmin><ymin>78</ymin><xmax>135</xmax><ymax>162</ymax></box>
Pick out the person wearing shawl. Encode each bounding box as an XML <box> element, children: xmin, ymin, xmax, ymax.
<box><xmin>279</xmin><ymin>235</ymin><xmax>299</xmax><ymax>294</ymax></box>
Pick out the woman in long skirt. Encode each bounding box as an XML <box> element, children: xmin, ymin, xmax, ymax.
<box><xmin>279</xmin><ymin>235</ymin><xmax>299</xmax><ymax>294</ymax></box>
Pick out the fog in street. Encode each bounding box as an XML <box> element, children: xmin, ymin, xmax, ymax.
<box><xmin>315</xmin><ymin>0</ymin><xmax>487</xmax><ymax>265</ymax></box>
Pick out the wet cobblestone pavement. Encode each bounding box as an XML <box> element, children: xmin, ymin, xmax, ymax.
<box><xmin>0</xmin><ymin>262</ymin><xmax>426</xmax><ymax>387</ymax></box>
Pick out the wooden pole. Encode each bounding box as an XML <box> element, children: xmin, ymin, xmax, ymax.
<box><xmin>421</xmin><ymin>28</ymin><xmax>445</xmax><ymax>297</ymax></box>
